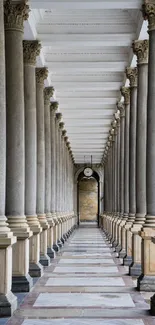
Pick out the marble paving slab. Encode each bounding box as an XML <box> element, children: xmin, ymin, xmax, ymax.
<box><xmin>62</xmin><ymin>252</ymin><xmax>112</xmax><ymax>257</ymax></box>
<box><xmin>64</xmin><ymin>247</ymin><xmax>111</xmax><ymax>252</ymax></box>
<box><xmin>22</xmin><ymin>319</ymin><xmax>145</xmax><ymax>325</ymax></box>
<box><xmin>58</xmin><ymin>258</ymin><xmax>114</xmax><ymax>264</ymax></box>
<box><xmin>53</xmin><ymin>266</ymin><xmax>118</xmax><ymax>273</ymax></box>
<box><xmin>33</xmin><ymin>293</ymin><xmax>135</xmax><ymax>308</ymax></box>
<box><xmin>45</xmin><ymin>277</ymin><xmax>125</xmax><ymax>286</ymax></box>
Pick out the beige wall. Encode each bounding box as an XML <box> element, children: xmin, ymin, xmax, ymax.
<box><xmin>79</xmin><ymin>178</ymin><xmax>98</xmax><ymax>221</ymax></box>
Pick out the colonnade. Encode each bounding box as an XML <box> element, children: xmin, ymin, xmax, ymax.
<box><xmin>101</xmin><ymin>1</ymin><xmax>155</xmax><ymax>315</ymax></box>
<box><xmin>0</xmin><ymin>0</ymin><xmax>76</xmax><ymax>316</ymax></box>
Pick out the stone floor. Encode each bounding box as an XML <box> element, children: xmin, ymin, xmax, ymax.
<box><xmin>3</xmin><ymin>225</ymin><xmax>155</xmax><ymax>325</ymax></box>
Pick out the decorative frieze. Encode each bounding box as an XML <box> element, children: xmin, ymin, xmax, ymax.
<box><xmin>36</xmin><ymin>67</ymin><xmax>48</xmax><ymax>85</ymax></box>
<box><xmin>132</xmin><ymin>40</ymin><xmax>149</xmax><ymax>65</ymax></box>
<box><xmin>142</xmin><ymin>2</ymin><xmax>155</xmax><ymax>31</ymax></box>
<box><xmin>4</xmin><ymin>0</ymin><xmax>29</xmax><ymax>32</ymax></box>
<box><xmin>126</xmin><ymin>67</ymin><xmax>138</xmax><ymax>88</ymax></box>
<box><xmin>23</xmin><ymin>40</ymin><xmax>41</xmax><ymax>65</ymax></box>
<box><xmin>121</xmin><ymin>87</ymin><xmax>130</xmax><ymax>105</ymax></box>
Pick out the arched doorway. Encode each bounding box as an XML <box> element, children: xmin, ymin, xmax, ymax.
<box><xmin>77</xmin><ymin>170</ymin><xmax>100</xmax><ymax>226</ymax></box>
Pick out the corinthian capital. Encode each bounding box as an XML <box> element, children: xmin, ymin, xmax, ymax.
<box><xmin>4</xmin><ymin>0</ymin><xmax>30</xmax><ymax>32</ymax></box>
<box><xmin>59</xmin><ymin>122</ymin><xmax>65</xmax><ymax>130</ymax></box>
<box><xmin>121</xmin><ymin>87</ymin><xmax>130</xmax><ymax>105</ymax></box>
<box><xmin>44</xmin><ymin>87</ymin><xmax>54</xmax><ymax>104</ymax></box>
<box><xmin>50</xmin><ymin>101</ymin><xmax>59</xmax><ymax>113</ymax></box>
<box><xmin>56</xmin><ymin>112</ymin><xmax>62</xmax><ymax>122</ymax></box>
<box><xmin>23</xmin><ymin>40</ymin><xmax>41</xmax><ymax>65</ymax></box>
<box><xmin>142</xmin><ymin>1</ymin><xmax>155</xmax><ymax>31</ymax></box>
<box><xmin>36</xmin><ymin>67</ymin><xmax>48</xmax><ymax>85</ymax></box>
<box><xmin>132</xmin><ymin>40</ymin><xmax>149</xmax><ymax>65</ymax></box>
<box><xmin>126</xmin><ymin>67</ymin><xmax>138</xmax><ymax>87</ymax></box>
<box><xmin>117</xmin><ymin>102</ymin><xmax>125</xmax><ymax>118</ymax></box>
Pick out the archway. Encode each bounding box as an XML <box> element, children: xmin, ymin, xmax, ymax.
<box><xmin>77</xmin><ymin>170</ymin><xmax>100</xmax><ymax>226</ymax></box>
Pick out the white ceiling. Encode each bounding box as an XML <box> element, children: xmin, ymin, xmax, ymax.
<box><xmin>24</xmin><ymin>0</ymin><xmax>146</xmax><ymax>163</ymax></box>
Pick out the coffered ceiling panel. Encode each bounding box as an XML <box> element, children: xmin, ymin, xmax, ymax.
<box><xmin>25</xmin><ymin>0</ymin><xmax>144</xmax><ymax>163</ymax></box>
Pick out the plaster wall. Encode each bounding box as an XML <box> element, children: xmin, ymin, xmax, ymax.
<box><xmin>79</xmin><ymin>178</ymin><xmax>98</xmax><ymax>221</ymax></box>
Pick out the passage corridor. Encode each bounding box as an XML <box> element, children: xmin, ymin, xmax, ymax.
<box><xmin>6</xmin><ymin>225</ymin><xmax>155</xmax><ymax>325</ymax></box>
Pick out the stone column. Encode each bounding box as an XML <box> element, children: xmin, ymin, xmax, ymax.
<box><xmin>138</xmin><ymin>2</ymin><xmax>155</xmax><ymax>292</ymax></box>
<box><xmin>59</xmin><ymin>122</ymin><xmax>66</xmax><ymax>242</ymax></box>
<box><xmin>53</xmin><ymin>112</ymin><xmax>62</xmax><ymax>250</ymax></box>
<box><xmin>120</xmin><ymin>87</ymin><xmax>130</xmax><ymax>265</ymax></box>
<box><xmin>0</xmin><ymin>0</ymin><xmax>17</xmax><ymax>315</ymax></box>
<box><xmin>36</xmin><ymin>68</ymin><xmax>50</xmax><ymax>267</ymax></box>
<box><xmin>50</xmin><ymin>102</ymin><xmax>58</xmax><ymax>250</ymax></box>
<box><xmin>130</xmin><ymin>40</ymin><xmax>148</xmax><ymax>276</ymax></box>
<box><xmin>123</xmin><ymin>68</ymin><xmax>137</xmax><ymax>266</ymax></box>
<box><xmin>117</xmin><ymin>104</ymin><xmax>126</xmax><ymax>257</ymax></box>
<box><xmin>23</xmin><ymin>40</ymin><xmax>43</xmax><ymax>278</ymax></box>
<box><xmin>44</xmin><ymin>87</ymin><xmax>55</xmax><ymax>259</ymax></box>
<box><xmin>4</xmin><ymin>0</ymin><xmax>33</xmax><ymax>293</ymax></box>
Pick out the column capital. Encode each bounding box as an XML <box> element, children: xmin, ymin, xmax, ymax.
<box><xmin>121</xmin><ymin>87</ymin><xmax>130</xmax><ymax>105</ymax></box>
<box><xmin>56</xmin><ymin>112</ymin><xmax>62</xmax><ymax>122</ymax></box>
<box><xmin>126</xmin><ymin>67</ymin><xmax>138</xmax><ymax>87</ymax></box>
<box><xmin>23</xmin><ymin>40</ymin><xmax>41</xmax><ymax>65</ymax></box>
<box><xmin>132</xmin><ymin>40</ymin><xmax>149</xmax><ymax>65</ymax></box>
<box><xmin>62</xmin><ymin>130</ymin><xmax>67</xmax><ymax>137</ymax></box>
<box><xmin>117</xmin><ymin>102</ymin><xmax>125</xmax><ymax>118</ymax></box>
<box><xmin>44</xmin><ymin>87</ymin><xmax>54</xmax><ymax>104</ymax></box>
<box><xmin>142</xmin><ymin>2</ymin><xmax>155</xmax><ymax>31</ymax></box>
<box><xmin>64</xmin><ymin>136</ymin><xmax>69</xmax><ymax>143</ymax></box>
<box><xmin>50</xmin><ymin>101</ymin><xmax>59</xmax><ymax>113</ymax></box>
<box><xmin>59</xmin><ymin>122</ymin><xmax>65</xmax><ymax>130</ymax></box>
<box><xmin>36</xmin><ymin>67</ymin><xmax>48</xmax><ymax>85</ymax></box>
<box><xmin>4</xmin><ymin>0</ymin><xmax>30</xmax><ymax>32</ymax></box>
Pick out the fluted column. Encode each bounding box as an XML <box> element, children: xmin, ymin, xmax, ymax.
<box><xmin>44</xmin><ymin>87</ymin><xmax>55</xmax><ymax>259</ymax></box>
<box><xmin>0</xmin><ymin>0</ymin><xmax>17</xmax><ymax>315</ymax></box>
<box><xmin>130</xmin><ymin>40</ymin><xmax>148</xmax><ymax>277</ymax></box>
<box><xmin>50</xmin><ymin>102</ymin><xmax>58</xmax><ymax>216</ymax></box>
<box><xmin>120</xmin><ymin>87</ymin><xmax>130</xmax><ymax>265</ymax></box>
<box><xmin>117</xmin><ymin>104</ymin><xmax>126</xmax><ymax>257</ymax></box>
<box><xmin>50</xmin><ymin>102</ymin><xmax>59</xmax><ymax>252</ymax></box>
<box><xmin>4</xmin><ymin>0</ymin><xmax>33</xmax><ymax>293</ymax></box>
<box><xmin>36</xmin><ymin>68</ymin><xmax>50</xmax><ymax>267</ymax></box>
<box><xmin>23</xmin><ymin>40</ymin><xmax>43</xmax><ymax>277</ymax></box>
<box><xmin>123</xmin><ymin>68</ymin><xmax>137</xmax><ymax>266</ymax></box>
<box><xmin>138</xmin><ymin>2</ymin><xmax>155</xmax><ymax>292</ymax></box>
<box><xmin>54</xmin><ymin>112</ymin><xmax>62</xmax><ymax>249</ymax></box>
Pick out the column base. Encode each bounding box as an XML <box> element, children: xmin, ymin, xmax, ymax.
<box><xmin>29</xmin><ymin>262</ymin><xmax>44</xmax><ymax>277</ymax></box>
<box><xmin>115</xmin><ymin>244</ymin><xmax>122</xmax><ymax>253</ymax></box>
<box><xmin>123</xmin><ymin>255</ymin><xmax>132</xmax><ymax>266</ymax></box>
<box><xmin>112</xmin><ymin>241</ymin><xmax>118</xmax><ymax>248</ymax></box>
<box><xmin>119</xmin><ymin>249</ymin><xmax>126</xmax><ymax>259</ymax></box>
<box><xmin>57</xmin><ymin>240</ymin><xmax>63</xmax><ymax>248</ymax></box>
<box><xmin>150</xmin><ymin>294</ymin><xmax>155</xmax><ymax>315</ymax></box>
<box><xmin>12</xmin><ymin>273</ymin><xmax>33</xmax><ymax>293</ymax></box>
<box><xmin>63</xmin><ymin>233</ymin><xmax>68</xmax><ymax>241</ymax></box>
<box><xmin>137</xmin><ymin>274</ymin><xmax>155</xmax><ymax>291</ymax></box>
<box><xmin>129</xmin><ymin>263</ymin><xmax>141</xmax><ymax>277</ymax></box>
<box><xmin>0</xmin><ymin>291</ymin><xmax>17</xmax><ymax>317</ymax></box>
<box><xmin>39</xmin><ymin>254</ymin><xmax>50</xmax><ymax>267</ymax></box>
<box><xmin>47</xmin><ymin>247</ymin><xmax>55</xmax><ymax>259</ymax></box>
<box><xmin>61</xmin><ymin>236</ymin><xmax>66</xmax><ymax>244</ymax></box>
<box><xmin>53</xmin><ymin>243</ymin><xmax>60</xmax><ymax>252</ymax></box>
